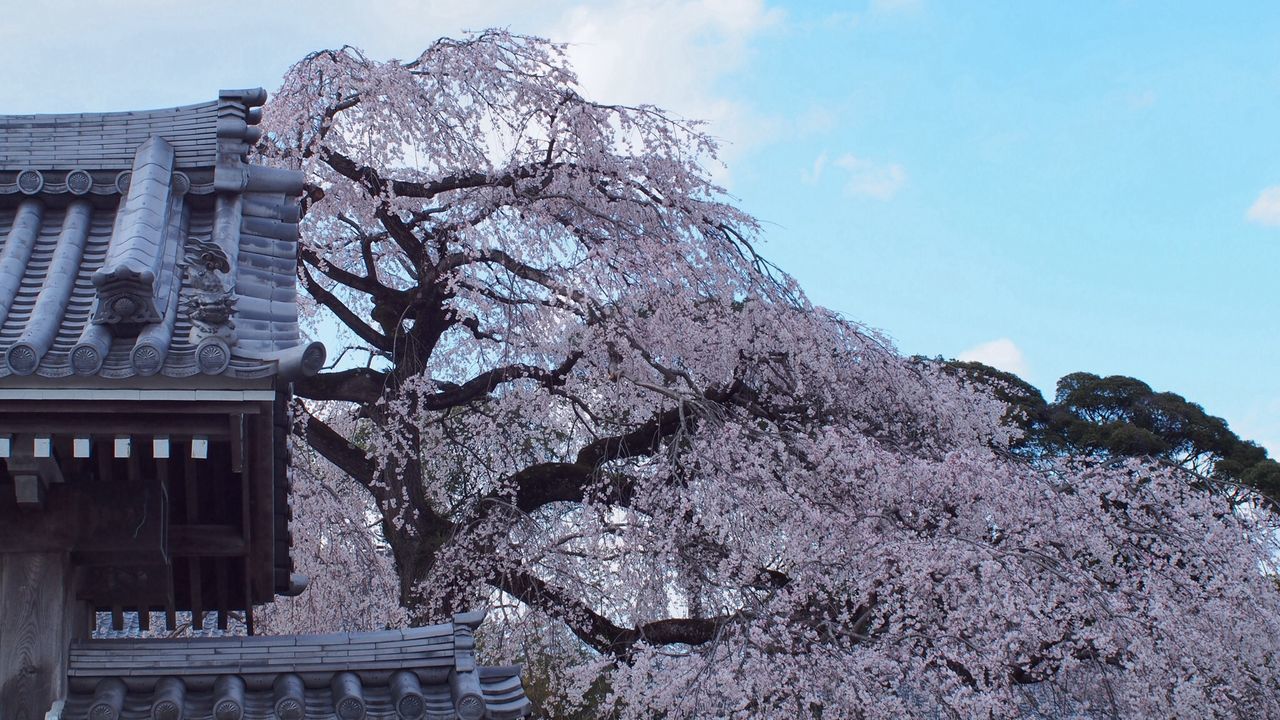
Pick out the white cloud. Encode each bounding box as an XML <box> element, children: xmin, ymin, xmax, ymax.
<box><xmin>802</xmin><ymin>151</ymin><xmax>829</xmax><ymax>185</ymax></box>
<box><xmin>1233</xmin><ymin>397</ymin><xmax>1280</xmax><ymax>459</ymax></box>
<box><xmin>1246</xmin><ymin>186</ymin><xmax>1280</xmax><ymax>227</ymax></box>
<box><xmin>834</xmin><ymin>153</ymin><xmax>907</xmax><ymax>200</ymax></box>
<box><xmin>958</xmin><ymin>338</ymin><xmax>1030</xmax><ymax>378</ymax></box>
<box><xmin>870</xmin><ymin>0</ymin><xmax>923</xmax><ymax>14</ymax></box>
<box><xmin>550</xmin><ymin>0</ymin><xmax>783</xmax><ymax>176</ymax></box>
<box><xmin>1125</xmin><ymin>89</ymin><xmax>1158</xmax><ymax>110</ymax></box>
<box><xmin>0</xmin><ymin>0</ymin><xmax>781</xmax><ymax>179</ymax></box>
<box><xmin>794</xmin><ymin>105</ymin><xmax>837</xmax><ymax>136</ymax></box>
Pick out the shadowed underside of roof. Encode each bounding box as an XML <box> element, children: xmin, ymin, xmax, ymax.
<box><xmin>0</xmin><ymin>90</ymin><xmax>324</xmax><ymax>383</ymax></box>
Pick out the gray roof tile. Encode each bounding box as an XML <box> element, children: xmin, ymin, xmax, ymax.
<box><xmin>60</xmin><ymin>614</ymin><xmax>532</xmax><ymax>720</ymax></box>
<box><xmin>0</xmin><ymin>90</ymin><xmax>324</xmax><ymax>383</ymax></box>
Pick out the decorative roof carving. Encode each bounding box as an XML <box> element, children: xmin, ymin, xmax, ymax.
<box><xmin>0</xmin><ymin>90</ymin><xmax>323</xmax><ymax>382</ymax></box>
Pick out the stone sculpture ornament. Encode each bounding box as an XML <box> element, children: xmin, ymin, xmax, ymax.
<box><xmin>181</xmin><ymin>236</ymin><xmax>237</xmax><ymax>341</ymax></box>
<box><xmin>0</xmin><ymin>86</ymin><xmax>381</xmax><ymax>720</ymax></box>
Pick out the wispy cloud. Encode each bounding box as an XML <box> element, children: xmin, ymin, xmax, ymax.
<box><xmin>958</xmin><ymin>338</ymin><xmax>1029</xmax><ymax>378</ymax></box>
<box><xmin>1233</xmin><ymin>396</ymin><xmax>1280</xmax><ymax>458</ymax></box>
<box><xmin>870</xmin><ymin>0</ymin><xmax>923</xmax><ymax>15</ymax></box>
<box><xmin>794</xmin><ymin>105</ymin><xmax>837</xmax><ymax>136</ymax></box>
<box><xmin>802</xmin><ymin>151</ymin><xmax>828</xmax><ymax>185</ymax></box>
<box><xmin>551</xmin><ymin>0</ymin><xmax>783</xmax><ymax>179</ymax></box>
<box><xmin>834</xmin><ymin>153</ymin><xmax>907</xmax><ymax>200</ymax></box>
<box><xmin>1246</xmin><ymin>186</ymin><xmax>1280</xmax><ymax>227</ymax></box>
<box><xmin>0</xmin><ymin>1</ymin><xmax>783</xmax><ymax>181</ymax></box>
<box><xmin>1125</xmin><ymin>89</ymin><xmax>1158</xmax><ymax>110</ymax></box>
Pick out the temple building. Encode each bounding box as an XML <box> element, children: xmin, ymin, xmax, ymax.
<box><xmin>0</xmin><ymin>90</ymin><xmax>530</xmax><ymax>719</ymax></box>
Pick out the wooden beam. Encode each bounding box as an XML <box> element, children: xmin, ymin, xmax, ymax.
<box><xmin>0</xmin><ymin>414</ymin><xmax>235</xmax><ymax>437</ymax></box>
<box><xmin>95</xmin><ymin>439</ymin><xmax>111</xmax><ymax>486</ymax></box>
<box><xmin>249</xmin><ymin>412</ymin><xmax>276</xmax><ymax>603</ymax></box>
<box><xmin>0</xmin><ymin>486</ymin><xmax>76</xmax><ymax>551</ymax></box>
<box><xmin>216</xmin><ymin>559</ymin><xmax>229</xmax><ymax>631</ymax></box>
<box><xmin>229</xmin><ymin>414</ymin><xmax>245</xmax><ymax>473</ymax></box>
<box><xmin>168</xmin><ymin>525</ymin><xmax>248</xmax><ymax>557</ymax></box>
<box><xmin>6</xmin><ymin>434</ymin><xmax>65</xmax><ymax>500</ymax></box>
<box><xmin>14</xmin><ymin>474</ymin><xmax>46</xmax><ymax>510</ymax></box>
<box><xmin>243</xmin><ymin>556</ymin><xmax>255</xmax><ymax>636</ymax></box>
<box><xmin>156</xmin><ymin>458</ymin><xmax>171</xmax><ymax>569</ymax></box>
<box><xmin>0</xmin><ymin>400</ymin><xmax>264</xmax><ymax>416</ymax></box>
<box><xmin>184</xmin><ymin>450</ymin><xmax>203</xmax><ymax>631</ymax></box>
<box><xmin>0</xmin><ymin>553</ymin><xmax>87</xmax><ymax>716</ymax></box>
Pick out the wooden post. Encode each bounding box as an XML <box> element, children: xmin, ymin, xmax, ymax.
<box><xmin>0</xmin><ymin>552</ymin><xmax>86</xmax><ymax>720</ymax></box>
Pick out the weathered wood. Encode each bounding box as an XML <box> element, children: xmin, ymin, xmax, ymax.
<box><xmin>0</xmin><ymin>552</ymin><xmax>85</xmax><ymax>720</ymax></box>
<box><xmin>0</xmin><ymin>401</ymin><xmax>282</xmax><ymax>618</ymax></box>
<box><xmin>6</xmin><ymin>435</ymin><xmax>63</xmax><ymax>510</ymax></box>
<box><xmin>243</xmin><ymin>557</ymin><xmax>255</xmax><ymax>636</ymax></box>
<box><xmin>13</xmin><ymin>474</ymin><xmax>45</xmax><ymax>509</ymax></box>
<box><xmin>0</xmin><ymin>485</ymin><xmax>75</xmax><ymax>553</ymax></box>
<box><xmin>0</xmin><ymin>400</ymin><xmax>264</xmax><ymax>417</ymax></box>
<box><xmin>216</xmin><ymin>558</ymin><xmax>230</xmax><ymax>631</ymax></box>
<box><xmin>185</xmin><ymin>449</ymin><xmax>204</xmax><ymax>630</ymax></box>
<box><xmin>0</xmin><ymin>413</ymin><xmax>235</xmax><ymax>437</ymax></box>
<box><xmin>68</xmin><ymin>452</ymin><xmax>168</xmax><ymax>567</ymax></box>
<box><xmin>249</xmin><ymin>411</ymin><xmax>275</xmax><ymax>603</ymax></box>
<box><xmin>229</xmin><ymin>413</ymin><xmax>245</xmax><ymax>473</ymax></box>
<box><xmin>168</xmin><ymin>524</ymin><xmax>247</xmax><ymax>556</ymax></box>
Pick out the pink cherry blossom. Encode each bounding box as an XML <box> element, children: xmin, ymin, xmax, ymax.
<box><xmin>256</xmin><ymin>31</ymin><xmax>1280</xmax><ymax>718</ymax></box>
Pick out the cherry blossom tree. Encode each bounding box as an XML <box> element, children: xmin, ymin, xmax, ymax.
<box><xmin>258</xmin><ymin>31</ymin><xmax>1280</xmax><ymax>718</ymax></box>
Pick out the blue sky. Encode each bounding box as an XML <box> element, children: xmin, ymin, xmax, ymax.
<box><xmin>2</xmin><ymin>1</ymin><xmax>1276</xmax><ymax>452</ymax></box>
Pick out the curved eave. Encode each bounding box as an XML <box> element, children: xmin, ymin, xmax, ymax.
<box><xmin>0</xmin><ymin>341</ymin><xmax>323</xmax><ymax>383</ymax></box>
<box><xmin>0</xmin><ymin>100</ymin><xmax>221</xmax><ymax>171</ymax></box>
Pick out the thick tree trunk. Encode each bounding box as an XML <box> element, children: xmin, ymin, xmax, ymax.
<box><xmin>0</xmin><ymin>553</ymin><xmax>87</xmax><ymax>720</ymax></box>
<box><xmin>387</xmin><ymin>520</ymin><xmax>459</xmax><ymax>626</ymax></box>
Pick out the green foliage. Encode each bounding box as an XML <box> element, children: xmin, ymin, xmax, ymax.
<box><xmin>940</xmin><ymin>362</ymin><xmax>1280</xmax><ymax>505</ymax></box>
<box><xmin>933</xmin><ymin>360</ymin><xmax>1058</xmax><ymax>455</ymax></box>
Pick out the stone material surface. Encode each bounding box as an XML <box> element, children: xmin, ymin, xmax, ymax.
<box><xmin>0</xmin><ymin>101</ymin><xmax>220</xmax><ymax>172</ymax></box>
<box><xmin>0</xmin><ymin>90</ymin><xmax>322</xmax><ymax>382</ymax></box>
<box><xmin>58</xmin><ymin>612</ymin><xmax>532</xmax><ymax>720</ymax></box>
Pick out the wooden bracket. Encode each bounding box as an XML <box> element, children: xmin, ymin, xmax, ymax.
<box><xmin>7</xmin><ymin>434</ymin><xmax>64</xmax><ymax>508</ymax></box>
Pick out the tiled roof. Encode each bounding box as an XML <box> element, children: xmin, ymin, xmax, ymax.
<box><xmin>0</xmin><ymin>89</ymin><xmax>323</xmax><ymax>382</ymax></box>
<box><xmin>59</xmin><ymin>611</ymin><xmax>532</xmax><ymax>720</ymax></box>
<box><xmin>0</xmin><ymin>100</ymin><xmax>220</xmax><ymax>171</ymax></box>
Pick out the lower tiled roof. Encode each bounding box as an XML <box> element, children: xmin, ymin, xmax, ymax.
<box><xmin>58</xmin><ymin>612</ymin><xmax>532</xmax><ymax>720</ymax></box>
